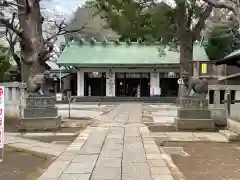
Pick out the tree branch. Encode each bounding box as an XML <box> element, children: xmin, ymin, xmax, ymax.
<box><xmin>0</xmin><ymin>18</ymin><xmax>23</xmax><ymax>38</ymax></box>
<box><xmin>186</xmin><ymin>0</ymin><xmax>196</xmax><ymax>29</ymax></box>
<box><xmin>0</xmin><ymin>11</ymin><xmax>23</xmax><ymax>39</ymax></box>
<box><xmin>0</xmin><ymin>0</ymin><xmax>25</xmax><ymax>8</ymax></box>
<box><xmin>44</xmin><ymin>19</ymin><xmax>88</xmax><ymax>44</ymax></box>
<box><xmin>202</xmin><ymin>0</ymin><xmax>236</xmax><ymax>15</ymax></box>
<box><xmin>193</xmin><ymin>4</ymin><xmax>213</xmax><ymax>38</ymax></box>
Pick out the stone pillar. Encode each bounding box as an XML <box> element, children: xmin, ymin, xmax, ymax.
<box><xmin>88</xmin><ymin>85</ymin><xmax>91</xmax><ymax>96</ymax></box>
<box><xmin>213</xmin><ymin>90</ymin><xmax>220</xmax><ymax>105</ymax></box>
<box><xmin>12</xmin><ymin>86</ymin><xmax>17</xmax><ymax>101</ymax></box>
<box><xmin>150</xmin><ymin>72</ymin><xmax>160</xmax><ymax>96</ymax></box>
<box><xmin>235</xmin><ymin>90</ymin><xmax>240</xmax><ymax>101</ymax></box>
<box><xmin>150</xmin><ymin>72</ymin><xmax>160</xmax><ymax>88</ymax></box>
<box><xmin>224</xmin><ymin>90</ymin><xmax>231</xmax><ymax>117</ymax></box>
<box><xmin>63</xmin><ymin>75</ymin><xmax>71</xmax><ymax>90</ymax></box>
<box><xmin>77</xmin><ymin>71</ymin><xmax>84</xmax><ymax>96</ymax></box>
<box><xmin>4</xmin><ymin>87</ymin><xmax>8</xmax><ymax>102</ymax></box>
<box><xmin>19</xmin><ymin>83</ymin><xmax>27</xmax><ymax>118</ymax></box>
<box><xmin>137</xmin><ymin>85</ymin><xmax>140</xmax><ymax>97</ymax></box>
<box><xmin>106</xmin><ymin>71</ymin><xmax>115</xmax><ymax>96</ymax></box>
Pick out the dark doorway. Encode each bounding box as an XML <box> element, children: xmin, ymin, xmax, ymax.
<box><xmin>126</xmin><ymin>78</ymin><xmax>139</xmax><ymax>96</ymax></box>
<box><xmin>140</xmin><ymin>74</ymin><xmax>150</xmax><ymax>97</ymax></box>
<box><xmin>116</xmin><ymin>76</ymin><xmax>125</xmax><ymax>96</ymax></box>
<box><xmin>115</xmin><ymin>73</ymin><xmax>150</xmax><ymax>97</ymax></box>
<box><xmin>70</xmin><ymin>73</ymin><xmax>77</xmax><ymax>96</ymax></box>
<box><xmin>160</xmin><ymin>78</ymin><xmax>178</xmax><ymax>97</ymax></box>
<box><xmin>84</xmin><ymin>72</ymin><xmax>106</xmax><ymax>96</ymax></box>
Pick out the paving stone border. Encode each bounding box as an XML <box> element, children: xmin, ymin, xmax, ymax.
<box><xmin>139</xmin><ymin>126</ymin><xmax>174</xmax><ymax>180</ymax></box>
<box><xmin>38</xmin><ymin>104</ymin><xmax>175</xmax><ymax>180</ymax></box>
<box><xmin>5</xmin><ymin>134</ymin><xmax>67</xmax><ymax>156</ymax></box>
<box><xmin>38</xmin><ymin>127</ymin><xmax>94</xmax><ymax>180</ymax></box>
<box><xmin>143</xmin><ymin>131</ymin><xmax>229</xmax><ymax>142</ymax></box>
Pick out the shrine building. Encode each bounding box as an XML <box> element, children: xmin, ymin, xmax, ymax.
<box><xmin>56</xmin><ymin>39</ymin><xmax>209</xmax><ymax>97</ymax></box>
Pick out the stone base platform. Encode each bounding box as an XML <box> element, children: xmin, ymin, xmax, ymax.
<box><xmin>18</xmin><ymin>116</ymin><xmax>61</xmax><ymax>131</ymax></box>
<box><xmin>177</xmin><ymin>109</ymin><xmax>211</xmax><ymax>119</ymax></box>
<box><xmin>227</xmin><ymin>119</ymin><xmax>240</xmax><ymax>135</ymax></box>
<box><xmin>174</xmin><ymin>117</ymin><xmax>215</xmax><ymax>131</ymax></box>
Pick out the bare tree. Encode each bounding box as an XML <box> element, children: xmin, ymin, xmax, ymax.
<box><xmin>0</xmin><ymin>0</ymin><xmax>84</xmax><ymax>85</ymax></box>
<box><xmin>203</xmin><ymin>0</ymin><xmax>240</xmax><ymax>27</ymax></box>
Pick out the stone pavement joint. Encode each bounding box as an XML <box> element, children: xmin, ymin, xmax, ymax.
<box><xmin>38</xmin><ymin>104</ymin><xmax>174</xmax><ymax>180</ymax></box>
<box><xmin>5</xmin><ymin>134</ymin><xmax>67</xmax><ymax>156</ymax></box>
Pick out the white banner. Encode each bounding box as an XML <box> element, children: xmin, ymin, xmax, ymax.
<box><xmin>150</xmin><ymin>87</ymin><xmax>161</xmax><ymax>96</ymax></box>
<box><xmin>0</xmin><ymin>86</ymin><xmax>5</xmax><ymax>148</ymax></box>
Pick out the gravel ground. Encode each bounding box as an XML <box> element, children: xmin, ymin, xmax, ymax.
<box><xmin>0</xmin><ymin>146</ymin><xmax>51</xmax><ymax>180</ymax></box>
<box><xmin>162</xmin><ymin>142</ymin><xmax>240</xmax><ymax>180</ymax></box>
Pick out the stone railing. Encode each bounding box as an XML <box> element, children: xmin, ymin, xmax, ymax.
<box><xmin>0</xmin><ymin>82</ymin><xmax>27</xmax><ymax>119</ymax></box>
<box><xmin>208</xmin><ymin>85</ymin><xmax>240</xmax><ymax>121</ymax></box>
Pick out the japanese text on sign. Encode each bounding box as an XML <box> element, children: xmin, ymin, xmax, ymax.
<box><xmin>0</xmin><ymin>87</ymin><xmax>5</xmax><ymax>148</ymax></box>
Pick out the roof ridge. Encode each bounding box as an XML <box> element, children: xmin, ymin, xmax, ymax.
<box><xmin>65</xmin><ymin>38</ymin><xmax>202</xmax><ymax>46</ymax></box>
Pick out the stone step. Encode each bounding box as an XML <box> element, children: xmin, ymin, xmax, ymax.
<box><xmin>174</xmin><ymin>117</ymin><xmax>215</xmax><ymax>131</ymax></box>
<box><xmin>177</xmin><ymin>109</ymin><xmax>211</xmax><ymax>119</ymax></box>
<box><xmin>24</xmin><ymin>107</ymin><xmax>58</xmax><ymax>118</ymax></box>
<box><xmin>219</xmin><ymin>130</ymin><xmax>240</xmax><ymax>141</ymax></box>
<box><xmin>19</xmin><ymin>116</ymin><xmax>61</xmax><ymax>131</ymax></box>
<box><xmin>56</xmin><ymin>96</ymin><xmax>177</xmax><ymax>104</ymax></box>
<box><xmin>227</xmin><ymin>119</ymin><xmax>240</xmax><ymax>135</ymax></box>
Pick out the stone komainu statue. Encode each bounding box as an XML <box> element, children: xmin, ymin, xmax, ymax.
<box><xmin>187</xmin><ymin>78</ymin><xmax>208</xmax><ymax>97</ymax></box>
<box><xmin>27</xmin><ymin>74</ymin><xmax>44</xmax><ymax>95</ymax></box>
<box><xmin>27</xmin><ymin>71</ymin><xmax>50</xmax><ymax>95</ymax></box>
<box><xmin>182</xmin><ymin>70</ymin><xmax>208</xmax><ymax>98</ymax></box>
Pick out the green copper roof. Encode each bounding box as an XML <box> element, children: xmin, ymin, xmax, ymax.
<box><xmin>57</xmin><ymin>41</ymin><xmax>209</xmax><ymax>67</ymax></box>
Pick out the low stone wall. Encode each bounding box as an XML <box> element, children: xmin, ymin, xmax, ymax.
<box><xmin>0</xmin><ymin>82</ymin><xmax>27</xmax><ymax>119</ymax></box>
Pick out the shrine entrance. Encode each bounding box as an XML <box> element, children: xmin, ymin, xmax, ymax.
<box><xmin>160</xmin><ymin>78</ymin><xmax>178</xmax><ymax>97</ymax></box>
<box><xmin>84</xmin><ymin>72</ymin><xmax>106</xmax><ymax>96</ymax></box>
<box><xmin>115</xmin><ymin>72</ymin><xmax>150</xmax><ymax>97</ymax></box>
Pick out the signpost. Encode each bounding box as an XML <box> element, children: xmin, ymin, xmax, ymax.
<box><xmin>178</xmin><ymin>78</ymin><xmax>185</xmax><ymax>103</ymax></box>
<box><xmin>67</xmin><ymin>91</ymin><xmax>72</xmax><ymax>119</ymax></box>
<box><xmin>0</xmin><ymin>86</ymin><xmax>5</xmax><ymax>162</ymax></box>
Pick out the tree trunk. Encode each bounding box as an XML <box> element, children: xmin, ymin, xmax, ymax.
<box><xmin>179</xmin><ymin>31</ymin><xmax>193</xmax><ymax>75</ymax></box>
<box><xmin>176</xmin><ymin>2</ymin><xmax>194</xmax><ymax>76</ymax></box>
<box><xmin>17</xmin><ymin>0</ymin><xmax>45</xmax><ymax>84</ymax></box>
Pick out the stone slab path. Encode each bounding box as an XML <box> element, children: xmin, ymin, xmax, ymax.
<box><xmin>151</xmin><ymin>131</ymin><xmax>229</xmax><ymax>142</ymax></box>
<box><xmin>38</xmin><ymin>104</ymin><xmax>174</xmax><ymax>180</ymax></box>
<box><xmin>5</xmin><ymin>134</ymin><xmax>67</xmax><ymax>156</ymax></box>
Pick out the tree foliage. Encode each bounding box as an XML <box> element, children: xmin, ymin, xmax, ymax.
<box><xmin>0</xmin><ymin>45</ymin><xmax>11</xmax><ymax>82</ymax></box>
<box><xmin>203</xmin><ymin>0</ymin><xmax>240</xmax><ymax>27</ymax></box>
<box><xmin>0</xmin><ymin>0</ymin><xmax>84</xmax><ymax>84</ymax></box>
<box><xmin>205</xmin><ymin>24</ymin><xmax>240</xmax><ymax>60</ymax></box>
<box><xmin>87</xmin><ymin>0</ymin><xmax>176</xmax><ymax>42</ymax></box>
<box><xmin>91</xmin><ymin>0</ymin><xmax>213</xmax><ymax>72</ymax></box>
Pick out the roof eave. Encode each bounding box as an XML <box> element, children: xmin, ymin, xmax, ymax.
<box><xmin>56</xmin><ymin>63</ymin><xmax>180</xmax><ymax>68</ymax></box>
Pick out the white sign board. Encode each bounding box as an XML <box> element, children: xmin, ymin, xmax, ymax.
<box><xmin>150</xmin><ymin>87</ymin><xmax>161</xmax><ymax>96</ymax></box>
<box><xmin>177</xmin><ymin>79</ymin><xmax>184</xmax><ymax>85</ymax></box>
<box><xmin>56</xmin><ymin>93</ymin><xmax>63</xmax><ymax>101</ymax></box>
<box><xmin>0</xmin><ymin>86</ymin><xmax>4</xmax><ymax>149</ymax></box>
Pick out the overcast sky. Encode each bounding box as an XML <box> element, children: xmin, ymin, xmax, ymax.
<box><xmin>43</xmin><ymin>0</ymin><xmax>84</xmax><ymax>16</ymax></box>
<box><xmin>42</xmin><ymin>0</ymin><xmax>176</xmax><ymax>19</ymax></box>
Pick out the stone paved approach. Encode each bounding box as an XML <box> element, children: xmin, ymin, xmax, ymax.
<box><xmin>38</xmin><ymin>104</ymin><xmax>174</xmax><ymax>180</ymax></box>
<box><xmin>150</xmin><ymin>132</ymin><xmax>229</xmax><ymax>142</ymax></box>
<box><xmin>5</xmin><ymin>134</ymin><xmax>67</xmax><ymax>156</ymax></box>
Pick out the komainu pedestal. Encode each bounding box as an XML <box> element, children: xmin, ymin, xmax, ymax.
<box><xmin>174</xmin><ymin>97</ymin><xmax>215</xmax><ymax>131</ymax></box>
<box><xmin>19</xmin><ymin>96</ymin><xmax>61</xmax><ymax>131</ymax></box>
